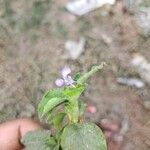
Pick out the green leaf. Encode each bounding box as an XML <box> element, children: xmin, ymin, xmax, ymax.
<box><xmin>53</xmin><ymin>113</ymin><xmax>66</xmax><ymax>130</ymax></box>
<box><xmin>45</xmin><ymin>112</ymin><xmax>53</xmax><ymax>124</ymax></box>
<box><xmin>63</xmin><ymin>84</ymin><xmax>85</xmax><ymax>100</ymax></box>
<box><xmin>42</xmin><ymin>97</ymin><xmax>66</xmax><ymax>118</ymax></box>
<box><xmin>61</xmin><ymin>123</ymin><xmax>107</xmax><ymax>150</ymax></box>
<box><xmin>77</xmin><ymin>63</ymin><xmax>106</xmax><ymax>84</ymax></box>
<box><xmin>38</xmin><ymin>88</ymin><xmax>66</xmax><ymax>117</ymax></box>
<box><xmin>21</xmin><ymin>129</ymin><xmax>58</xmax><ymax>150</ymax></box>
<box><xmin>73</xmin><ymin>72</ymin><xmax>83</xmax><ymax>81</ymax></box>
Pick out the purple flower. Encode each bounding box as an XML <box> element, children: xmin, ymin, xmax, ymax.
<box><xmin>55</xmin><ymin>79</ymin><xmax>64</xmax><ymax>87</ymax></box>
<box><xmin>61</xmin><ymin>66</ymin><xmax>71</xmax><ymax>77</ymax></box>
<box><xmin>55</xmin><ymin>66</ymin><xmax>75</xmax><ymax>87</ymax></box>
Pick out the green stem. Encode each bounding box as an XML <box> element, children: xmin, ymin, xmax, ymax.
<box><xmin>77</xmin><ymin>62</ymin><xmax>106</xmax><ymax>84</ymax></box>
<box><xmin>66</xmin><ymin>63</ymin><xmax>106</xmax><ymax>123</ymax></box>
<box><xmin>66</xmin><ymin>99</ymin><xmax>80</xmax><ymax>123</ymax></box>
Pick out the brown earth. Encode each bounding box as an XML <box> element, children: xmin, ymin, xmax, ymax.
<box><xmin>0</xmin><ymin>0</ymin><xmax>150</xmax><ymax>149</ymax></box>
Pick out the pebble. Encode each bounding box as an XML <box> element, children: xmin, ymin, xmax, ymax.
<box><xmin>65</xmin><ymin>37</ymin><xmax>86</xmax><ymax>60</ymax></box>
<box><xmin>143</xmin><ymin>101</ymin><xmax>150</xmax><ymax>111</ymax></box>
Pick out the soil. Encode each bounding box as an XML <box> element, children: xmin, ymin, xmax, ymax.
<box><xmin>0</xmin><ymin>0</ymin><xmax>150</xmax><ymax>149</ymax></box>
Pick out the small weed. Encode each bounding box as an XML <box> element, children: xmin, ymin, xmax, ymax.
<box><xmin>21</xmin><ymin>64</ymin><xmax>107</xmax><ymax>150</ymax></box>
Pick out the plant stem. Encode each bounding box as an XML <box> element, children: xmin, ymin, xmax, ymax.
<box><xmin>66</xmin><ymin>99</ymin><xmax>80</xmax><ymax>123</ymax></box>
<box><xmin>77</xmin><ymin>62</ymin><xmax>106</xmax><ymax>84</ymax></box>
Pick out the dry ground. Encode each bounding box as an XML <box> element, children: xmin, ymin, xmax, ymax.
<box><xmin>0</xmin><ymin>0</ymin><xmax>150</xmax><ymax>149</ymax></box>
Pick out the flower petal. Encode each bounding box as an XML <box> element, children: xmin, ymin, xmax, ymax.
<box><xmin>55</xmin><ymin>79</ymin><xmax>64</xmax><ymax>87</ymax></box>
<box><xmin>64</xmin><ymin>76</ymin><xmax>74</xmax><ymax>86</ymax></box>
<box><xmin>61</xmin><ymin>66</ymin><xmax>71</xmax><ymax>78</ymax></box>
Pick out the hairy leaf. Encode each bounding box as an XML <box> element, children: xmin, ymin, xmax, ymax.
<box><xmin>42</xmin><ymin>97</ymin><xmax>66</xmax><ymax>118</ymax></box>
<box><xmin>53</xmin><ymin>113</ymin><xmax>66</xmax><ymax>130</ymax></box>
<box><xmin>38</xmin><ymin>88</ymin><xmax>65</xmax><ymax>117</ymax></box>
<box><xmin>63</xmin><ymin>84</ymin><xmax>85</xmax><ymax>100</ymax></box>
<box><xmin>21</xmin><ymin>129</ymin><xmax>57</xmax><ymax>150</ymax></box>
<box><xmin>61</xmin><ymin>123</ymin><xmax>107</xmax><ymax>150</ymax></box>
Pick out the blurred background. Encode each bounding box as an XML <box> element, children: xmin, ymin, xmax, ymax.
<box><xmin>0</xmin><ymin>0</ymin><xmax>150</xmax><ymax>149</ymax></box>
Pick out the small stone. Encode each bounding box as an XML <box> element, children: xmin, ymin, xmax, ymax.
<box><xmin>101</xmin><ymin>33</ymin><xmax>112</xmax><ymax>44</ymax></box>
<box><xmin>131</xmin><ymin>53</ymin><xmax>150</xmax><ymax>85</ymax></box>
<box><xmin>66</xmin><ymin>0</ymin><xmax>116</xmax><ymax>16</ymax></box>
<box><xmin>143</xmin><ymin>101</ymin><xmax>150</xmax><ymax>110</ymax></box>
<box><xmin>135</xmin><ymin>9</ymin><xmax>150</xmax><ymax>37</ymax></box>
<box><xmin>65</xmin><ymin>37</ymin><xmax>86</xmax><ymax>60</ymax></box>
<box><xmin>117</xmin><ymin>77</ymin><xmax>145</xmax><ymax>89</ymax></box>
